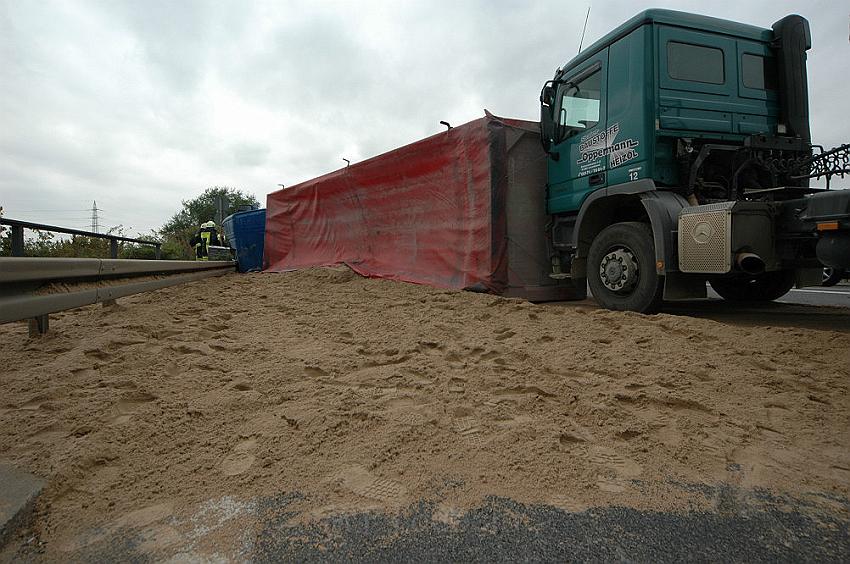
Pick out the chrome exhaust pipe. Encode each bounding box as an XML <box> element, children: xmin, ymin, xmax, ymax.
<box><xmin>736</xmin><ymin>252</ymin><xmax>765</xmax><ymax>275</ymax></box>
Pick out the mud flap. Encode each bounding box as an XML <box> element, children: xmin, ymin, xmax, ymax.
<box><xmin>663</xmin><ymin>272</ymin><xmax>707</xmax><ymax>300</ymax></box>
<box><xmin>795</xmin><ymin>268</ymin><xmax>822</xmax><ymax>288</ymax></box>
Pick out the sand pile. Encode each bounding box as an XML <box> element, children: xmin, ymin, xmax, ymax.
<box><xmin>1</xmin><ymin>266</ymin><xmax>849</xmax><ymax>556</ymax></box>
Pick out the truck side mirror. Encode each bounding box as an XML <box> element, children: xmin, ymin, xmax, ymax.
<box><xmin>539</xmin><ymin>82</ymin><xmax>557</xmax><ymax>152</ymax></box>
<box><xmin>540</xmin><ymin>109</ymin><xmax>554</xmax><ymax>152</ymax></box>
<box><xmin>540</xmin><ymin>84</ymin><xmax>556</xmax><ymax>107</ymax></box>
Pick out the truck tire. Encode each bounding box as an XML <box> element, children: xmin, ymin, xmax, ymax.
<box><xmin>823</xmin><ymin>267</ymin><xmax>845</xmax><ymax>287</ymax></box>
<box><xmin>587</xmin><ymin>222</ymin><xmax>663</xmax><ymax>313</ymax></box>
<box><xmin>710</xmin><ymin>270</ymin><xmax>795</xmax><ymax>302</ymax></box>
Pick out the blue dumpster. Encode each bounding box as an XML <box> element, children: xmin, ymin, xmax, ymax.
<box><xmin>221</xmin><ymin>209</ymin><xmax>266</xmax><ymax>272</ymax></box>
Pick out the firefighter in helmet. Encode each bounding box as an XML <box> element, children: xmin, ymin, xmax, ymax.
<box><xmin>190</xmin><ymin>220</ymin><xmax>222</xmax><ymax>260</ymax></box>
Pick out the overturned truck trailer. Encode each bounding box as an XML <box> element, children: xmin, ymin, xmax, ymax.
<box><xmin>264</xmin><ymin>113</ymin><xmax>584</xmax><ymax>301</ymax></box>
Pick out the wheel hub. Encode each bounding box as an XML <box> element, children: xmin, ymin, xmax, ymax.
<box><xmin>599</xmin><ymin>248</ymin><xmax>639</xmax><ymax>293</ymax></box>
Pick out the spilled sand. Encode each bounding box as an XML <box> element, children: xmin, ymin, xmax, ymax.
<box><xmin>1</xmin><ymin>266</ymin><xmax>848</xmax><ymax>559</ymax></box>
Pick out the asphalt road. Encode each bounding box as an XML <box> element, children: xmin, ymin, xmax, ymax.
<box><xmin>568</xmin><ymin>283</ymin><xmax>850</xmax><ymax>333</ymax></box>
<box><xmin>249</xmin><ymin>491</ymin><xmax>849</xmax><ymax>563</ymax></box>
<box><xmin>776</xmin><ymin>284</ymin><xmax>850</xmax><ymax>307</ymax></box>
<box><xmin>34</xmin><ymin>484</ymin><xmax>850</xmax><ymax>562</ymax></box>
<box><xmin>672</xmin><ymin>284</ymin><xmax>850</xmax><ymax>332</ymax></box>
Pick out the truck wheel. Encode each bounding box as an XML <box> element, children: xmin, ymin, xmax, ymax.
<box><xmin>823</xmin><ymin>267</ymin><xmax>845</xmax><ymax>287</ymax></box>
<box><xmin>710</xmin><ymin>270</ymin><xmax>795</xmax><ymax>302</ymax></box>
<box><xmin>587</xmin><ymin>222</ymin><xmax>663</xmax><ymax>313</ymax></box>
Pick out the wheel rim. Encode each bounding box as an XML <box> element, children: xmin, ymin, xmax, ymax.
<box><xmin>599</xmin><ymin>246</ymin><xmax>639</xmax><ymax>294</ymax></box>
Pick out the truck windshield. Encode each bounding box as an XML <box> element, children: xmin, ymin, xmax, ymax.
<box><xmin>558</xmin><ymin>70</ymin><xmax>601</xmax><ymax>136</ymax></box>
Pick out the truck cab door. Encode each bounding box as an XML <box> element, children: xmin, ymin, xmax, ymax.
<box><xmin>547</xmin><ymin>51</ymin><xmax>608</xmax><ymax>215</ymax></box>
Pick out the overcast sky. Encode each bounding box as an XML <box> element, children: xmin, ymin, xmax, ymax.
<box><xmin>1</xmin><ymin>0</ymin><xmax>848</xmax><ymax>235</ymax></box>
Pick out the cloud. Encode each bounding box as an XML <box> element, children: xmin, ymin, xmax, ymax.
<box><xmin>0</xmin><ymin>0</ymin><xmax>847</xmax><ymax>234</ymax></box>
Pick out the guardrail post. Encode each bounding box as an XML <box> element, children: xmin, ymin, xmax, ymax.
<box><xmin>104</xmin><ymin>240</ymin><xmax>118</xmax><ymax>307</ymax></box>
<box><xmin>104</xmin><ymin>239</ymin><xmax>119</xmax><ymax>306</ymax></box>
<box><xmin>11</xmin><ymin>225</ymin><xmax>24</xmax><ymax>257</ymax></box>
<box><xmin>28</xmin><ymin>315</ymin><xmax>48</xmax><ymax>337</ymax></box>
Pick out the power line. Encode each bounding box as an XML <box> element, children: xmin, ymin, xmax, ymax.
<box><xmin>13</xmin><ymin>217</ymin><xmax>93</xmax><ymax>221</ymax></box>
<box><xmin>8</xmin><ymin>209</ymin><xmax>93</xmax><ymax>213</ymax></box>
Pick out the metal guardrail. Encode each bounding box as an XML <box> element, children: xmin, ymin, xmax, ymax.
<box><xmin>0</xmin><ymin>217</ymin><xmax>162</xmax><ymax>258</ymax></box>
<box><xmin>0</xmin><ymin>257</ymin><xmax>235</xmax><ymax>335</ymax></box>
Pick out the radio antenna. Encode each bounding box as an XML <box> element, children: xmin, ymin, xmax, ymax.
<box><xmin>578</xmin><ymin>6</ymin><xmax>591</xmax><ymax>54</ymax></box>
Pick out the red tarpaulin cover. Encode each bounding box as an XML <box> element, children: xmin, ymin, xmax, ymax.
<box><xmin>264</xmin><ymin>113</ymin><xmax>524</xmax><ymax>291</ymax></box>
<box><xmin>264</xmin><ymin>112</ymin><xmax>584</xmax><ymax>302</ymax></box>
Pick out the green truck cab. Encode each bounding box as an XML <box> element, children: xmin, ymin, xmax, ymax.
<box><xmin>539</xmin><ymin>9</ymin><xmax>850</xmax><ymax>312</ymax></box>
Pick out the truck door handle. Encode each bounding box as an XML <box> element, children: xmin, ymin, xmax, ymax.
<box><xmin>589</xmin><ymin>173</ymin><xmax>605</xmax><ymax>186</ymax></box>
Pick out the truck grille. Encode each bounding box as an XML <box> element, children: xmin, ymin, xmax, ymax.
<box><xmin>678</xmin><ymin>202</ymin><xmax>733</xmax><ymax>273</ymax></box>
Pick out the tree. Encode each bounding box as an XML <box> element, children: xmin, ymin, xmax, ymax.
<box><xmin>159</xmin><ymin>186</ymin><xmax>259</xmax><ymax>260</ymax></box>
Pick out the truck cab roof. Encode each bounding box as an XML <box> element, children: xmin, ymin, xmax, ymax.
<box><xmin>557</xmin><ymin>9</ymin><xmax>773</xmax><ymax>80</ymax></box>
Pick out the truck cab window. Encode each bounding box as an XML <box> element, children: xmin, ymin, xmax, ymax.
<box><xmin>667</xmin><ymin>41</ymin><xmax>724</xmax><ymax>84</ymax></box>
<box><xmin>742</xmin><ymin>53</ymin><xmax>777</xmax><ymax>90</ymax></box>
<box><xmin>557</xmin><ymin>70</ymin><xmax>601</xmax><ymax>139</ymax></box>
